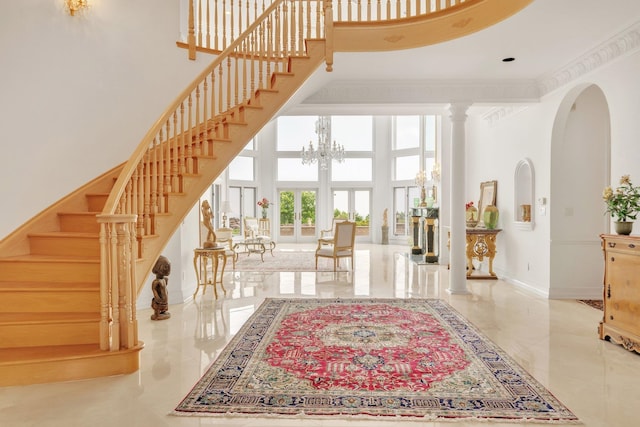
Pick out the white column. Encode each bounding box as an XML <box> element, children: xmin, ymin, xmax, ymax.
<box><xmin>448</xmin><ymin>103</ymin><xmax>471</xmax><ymax>295</ymax></box>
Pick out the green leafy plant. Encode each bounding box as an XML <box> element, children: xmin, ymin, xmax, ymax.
<box><xmin>603</xmin><ymin>175</ymin><xmax>640</xmax><ymax>221</ymax></box>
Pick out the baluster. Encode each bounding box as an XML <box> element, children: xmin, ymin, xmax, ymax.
<box><xmin>150</xmin><ymin>138</ymin><xmax>158</xmax><ymax>220</ymax></box>
<box><xmin>242</xmin><ymin>38</ymin><xmax>248</xmax><ymax>101</ymax></box>
<box><xmin>197</xmin><ymin>0</ymin><xmax>203</xmax><ymax>47</ymax></box>
<box><xmin>222</xmin><ymin>0</ymin><xmax>227</xmax><ymax>48</ymax></box>
<box><xmin>188</xmin><ymin>0</ymin><xmax>196</xmax><ymax>59</ymax></box>
<box><xmin>289</xmin><ymin>0</ymin><xmax>296</xmax><ymax>55</ymax></box>
<box><xmin>181</xmin><ymin>101</ymin><xmax>193</xmax><ymax>174</ymax></box>
<box><xmin>218</xmin><ymin>63</ymin><xmax>224</xmax><ymax>115</ymax></box>
<box><xmin>214</xmin><ymin>0</ymin><xmax>219</xmax><ymax>50</ymax></box>
<box><xmin>238</xmin><ymin>0</ymin><xmax>243</xmax><ymax>42</ymax></box>
<box><xmin>209</xmin><ymin>69</ymin><xmax>216</xmax><ymax>123</ymax></box>
<box><xmin>157</xmin><ymin>129</ymin><xmax>165</xmax><ymax>213</ymax></box>
<box><xmin>171</xmin><ymin>111</ymin><xmax>180</xmax><ymax>192</ymax></box>
<box><xmin>230</xmin><ymin>0</ymin><xmax>236</xmax><ymax>43</ymax></box>
<box><xmin>205</xmin><ymin>0</ymin><xmax>211</xmax><ymax>48</ymax></box>
<box><xmin>143</xmin><ymin>150</ymin><xmax>151</xmax><ymax>235</ymax></box>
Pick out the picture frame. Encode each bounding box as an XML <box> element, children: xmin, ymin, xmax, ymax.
<box><xmin>478</xmin><ymin>180</ymin><xmax>497</xmax><ymax>225</ymax></box>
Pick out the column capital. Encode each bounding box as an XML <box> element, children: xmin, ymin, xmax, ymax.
<box><xmin>448</xmin><ymin>103</ymin><xmax>472</xmax><ymax>122</ymax></box>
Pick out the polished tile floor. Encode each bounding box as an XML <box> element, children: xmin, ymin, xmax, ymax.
<box><xmin>1</xmin><ymin>243</ymin><xmax>639</xmax><ymax>427</ymax></box>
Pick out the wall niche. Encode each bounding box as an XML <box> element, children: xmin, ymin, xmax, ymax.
<box><xmin>514</xmin><ymin>158</ymin><xmax>534</xmax><ymax>230</ymax></box>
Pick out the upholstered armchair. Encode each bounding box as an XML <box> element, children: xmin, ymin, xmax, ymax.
<box><xmin>315</xmin><ymin>221</ymin><xmax>356</xmax><ymax>271</ymax></box>
<box><xmin>215</xmin><ymin>227</ymin><xmax>236</xmax><ymax>269</ymax></box>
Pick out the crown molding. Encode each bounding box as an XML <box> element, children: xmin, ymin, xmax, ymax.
<box><xmin>299</xmin><ymin>21</ymin><xmax>640</xmax><ymax>124</ymax></box>
<box><xmin>537</xmin><ymin>21</ymin><xmax>640</xmax><ymax>96</ymax></box>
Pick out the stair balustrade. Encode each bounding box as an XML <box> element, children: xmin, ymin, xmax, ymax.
<box><xmin>185</xmin><ymin>0</ymin><xmax>471</xmax><ymax>57</ymax></box>
<box><xmin>98</xmin><ymin>0</ymin><xmax>327</xmax><ymax>352</ymax></box>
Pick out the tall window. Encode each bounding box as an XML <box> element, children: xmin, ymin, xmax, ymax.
<box><xmin>227</xmin><ymin>139</ymin><xmax>258</xmax><ymax>235</ymax></box>
<box><xmin>392</xmin><ymin>115</ymin><xmax>439</xmax><ymax>237</ymax></box>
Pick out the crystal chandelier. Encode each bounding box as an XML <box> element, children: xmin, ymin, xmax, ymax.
<box><xmin>301</xmin><ymin>116</ymin><xmax>345</xmax><ymax>170</ymax></box>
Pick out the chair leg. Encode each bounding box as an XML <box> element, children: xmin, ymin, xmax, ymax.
<box><xmin>315</xmin><ymin>255</ymin><xmax>318</xmax><ymax>269</ymax></box>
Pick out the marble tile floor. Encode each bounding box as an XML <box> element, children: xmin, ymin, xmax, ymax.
<box><xmin>1</xmin><ymin>243</ymin><xmax>639</xmax><ymax>427</ymax></box>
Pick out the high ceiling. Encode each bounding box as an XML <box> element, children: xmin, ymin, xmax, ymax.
<box><xmin>283</xmin><ymin>0</ymin><xmax>640</xmax><ymax>115</ymax></box>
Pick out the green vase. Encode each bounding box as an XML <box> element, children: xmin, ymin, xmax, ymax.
<box><xmin>483</xmin><ymin>205</ymin><xmax>499</xmax><ymax>229</ymax></box>
<box><xmin>614</xmin><ymin>221</ymin><xmax>633</xmax><ymax>235</ymax></box>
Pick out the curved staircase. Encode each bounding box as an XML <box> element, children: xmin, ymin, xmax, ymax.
<box><xmin>0</xmin><ymin>0</ymin><xmax>532</xmax><ymax>386</ymax></box>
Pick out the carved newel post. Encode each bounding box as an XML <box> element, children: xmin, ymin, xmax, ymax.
<box><xmin>151</xmin><ymin>255</ymin><xmax>171</xmax><ymax>320</ymax></box>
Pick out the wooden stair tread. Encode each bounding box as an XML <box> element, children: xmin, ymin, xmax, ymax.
<box><xmin>0</xmin><ymin>281</ymin><xmax>98</xmax><ymax>291</ymax></box>
<box><xmin>0</xmin><ymin>312</ymin><xmax>100</xmax><ymax>323</ymax></box>
<box><xmin>28</xmin><ymin>231</ymin><xmax>98</xmax><ymax>238</ymax></box>
<box><xmin>0</xmin><ymin>343</ymin><xmax>105</xmax><ymax>364</ymax></box>
<box><xmin>0</xmin><ymin>254</ymin><xmax>99</xmax><ymax>263</ymax></box>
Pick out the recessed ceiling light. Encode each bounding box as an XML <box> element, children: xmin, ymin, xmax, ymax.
<box><xmin>502</xmin><ymin>57</ymin><xmax>515</xmax><ymax>62</ymax></box>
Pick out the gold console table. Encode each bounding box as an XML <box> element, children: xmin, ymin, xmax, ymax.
<box><xmin>466</xmin><ymin>228</ymin><xmax>501</xmax><ymax>279</ymax></box>
<box><xmin>193</xmin><ymin>247</ymin><xmax>227</xmax><ymax>298</ymax></box>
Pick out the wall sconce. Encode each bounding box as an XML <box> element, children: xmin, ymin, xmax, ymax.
<box><xmin>220</xmin><ymin>201</ymin><xmax>232</xmax><ymax>228</ymax></box>
<box><xmin>65</xmin><ymin>0</ymin><xmax>90</xmax><ymax>16</ymax></box>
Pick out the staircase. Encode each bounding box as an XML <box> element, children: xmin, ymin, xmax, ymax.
<box><xmin>0</xmin><ymin>0</ymin><xmax>532</xmax><ymax>387</ymax></box>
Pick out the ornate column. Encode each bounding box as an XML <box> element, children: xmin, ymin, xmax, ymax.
<box><xmin>448</xmin><ymin>103</ymin><xmax>471</xmax><ymax>295</ymax></box>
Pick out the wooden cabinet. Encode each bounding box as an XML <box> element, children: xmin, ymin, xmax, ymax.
<box><xmin>599</xmin><ymin>234</ymin><xmax>640</xmax><ymax>354</ymax></box>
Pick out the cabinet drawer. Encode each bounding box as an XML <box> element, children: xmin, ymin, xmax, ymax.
<box><xmin>604</xmin><ymin>237</ymin><xmax>640</xmax><ymax>256</ymax></box>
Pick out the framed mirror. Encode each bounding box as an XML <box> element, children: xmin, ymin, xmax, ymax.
<box><xmin>478</xmin><ymin>180</ymin><xmax>497</xmax><ymax>225</ymax></box>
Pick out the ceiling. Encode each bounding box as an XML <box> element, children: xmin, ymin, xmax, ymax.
<box><xmin>283</xmin><ymin>0</ymin><xmax>640</xmax><ymax>115</ymax></box>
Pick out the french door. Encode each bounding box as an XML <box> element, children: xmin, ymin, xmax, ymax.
<box><xmin>332</xmin><ymin>189</ymin><xmax>371</xmax><ymax>241</ymax></box>
<box><xmin>278</xmin><ymin>189</ymin><xmax>318</xmax><ymax>243</ymax></box>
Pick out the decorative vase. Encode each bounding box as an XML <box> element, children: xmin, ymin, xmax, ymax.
<box><xmin>614</xmin><ymin>221</ymin><xmax>633</xmax><ymax>235</ymax></box>
<box><xmin>483</xmin><ymin>205</ymin><xmax>499</xmax><ymax>229</ymax></box>
<box><xmin>261</xmin><ymin>208</ymin><xmax>268</xmax><ymax>219</ymax></box>
<box><xmin>466</xmin><ymin>206</ymin><xmax>479</xmax><ymax>228</ymax></box>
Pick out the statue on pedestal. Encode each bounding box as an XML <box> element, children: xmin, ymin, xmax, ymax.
<box><xmin>201</xmin><ymin>200</ymin><xmax>217</xmax><ymax>248</ymax></box>
<box><xmin>151</xmin><ymin>255</ymin><xmax>171</xmax><ymax>320</ymax></box>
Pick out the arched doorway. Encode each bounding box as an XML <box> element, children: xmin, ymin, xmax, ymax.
<box><xmin>549</xmin><ymin>84</ymin><xmax>610</xmax><ymax>298</ymax></box>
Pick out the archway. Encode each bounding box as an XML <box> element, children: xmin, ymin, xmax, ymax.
<box><xmin>549</xmin><ymin>84</ymin><xmax>610</xmax><ymax>298</ymax></box>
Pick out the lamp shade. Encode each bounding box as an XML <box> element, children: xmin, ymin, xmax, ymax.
<box><xmin>220</xmin><ymin>201</ymin><xmax>232</xmax><ymax>213</ymax></box>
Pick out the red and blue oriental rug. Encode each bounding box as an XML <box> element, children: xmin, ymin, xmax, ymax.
<box><xmin>173</xmin><ymin>298</ymin><xmax>579</xmax><ymax>423</ymax></box>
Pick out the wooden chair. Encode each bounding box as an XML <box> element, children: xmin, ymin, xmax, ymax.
<box><xmin>315</xmin><ymin>221</ymin><xmax>356</xmax><ymax>271</ymax></box>
<box><xmin>318</xmin><ymin>217</ymin><xmax>347</xmax><ymax>247</ymax></box>
<box><xmin>215</xmin><ymin>227</ymin><xmax>236</xmax><ymax>269</ymax></box>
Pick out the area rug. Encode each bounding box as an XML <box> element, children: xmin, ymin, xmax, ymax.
<box><xmin>233</xmin><ymin>250</ymin><xmax>349</xmax><ymax>272</ymax></box>
<box><xmin>173</xmin><ymin>298</ymin><xmax>579</xmax><ymax>423</ymax></box>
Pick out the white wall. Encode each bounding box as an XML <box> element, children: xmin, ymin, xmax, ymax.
<box><xmin>465</xmin><ymin>49</ymin><xmax>640</xmax><ymax>297</ymax></box>
<box><xmin>0</xmin><ymin>0</ymin><xmax>208</xmax><ymax>239</ymax></box>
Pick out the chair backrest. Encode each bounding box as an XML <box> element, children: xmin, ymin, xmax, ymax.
<box><xmin>215</xmin><ymin>227</ymin><xmax>234</xmax><ymax>250</ymax></box>
<box><xmin>334</xmin><ymin>221</ymin><xmax>356</xmax><ymax>252</ymax></box>
<box><xmin>243</xmin><ymin>217</ymin><xmax>259</xmax><ymax>238</ymax></box>
<box><xmin>331</xmin><ymin>217</ymin><xmax>347</xmax><ymax>232</ymax></box>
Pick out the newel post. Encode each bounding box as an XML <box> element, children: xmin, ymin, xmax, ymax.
<box><xmin>97</xmin><ymin>214</ymin><xmax>139</xmax><ymax>351</ymax></box>
<box><xmin>323</xmin><ymin>0</ymin><xmax>334</xmax><ymax>71</ymax></box>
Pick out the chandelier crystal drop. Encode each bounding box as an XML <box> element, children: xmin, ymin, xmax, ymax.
<box><xmin>301</xmin><ymin>116</ymin><xmax>345</xmax><ymax>170</ymax></box>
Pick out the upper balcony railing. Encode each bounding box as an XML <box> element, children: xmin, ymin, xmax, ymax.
<box><xmin>184</xmin><ymin>0</ymin><xmax>469</xmax><ymax>57</ymax></box>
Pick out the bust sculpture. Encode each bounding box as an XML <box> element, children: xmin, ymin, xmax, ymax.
<box><xmin>151</xmin><ymin>255</ymin><xmax>171</xmax><ymax>320</ymax></box>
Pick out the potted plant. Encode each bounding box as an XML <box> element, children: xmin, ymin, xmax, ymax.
<box><xmin>603</xmin><ymin>175</ymin><xmax>640</xmax><ymax>235</ymax></box>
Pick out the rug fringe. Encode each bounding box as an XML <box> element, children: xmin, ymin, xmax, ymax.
<box><xmin>169</xmin><ymin>410</ymin><xmax>582</xmax><ymax>424</ymax></box>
